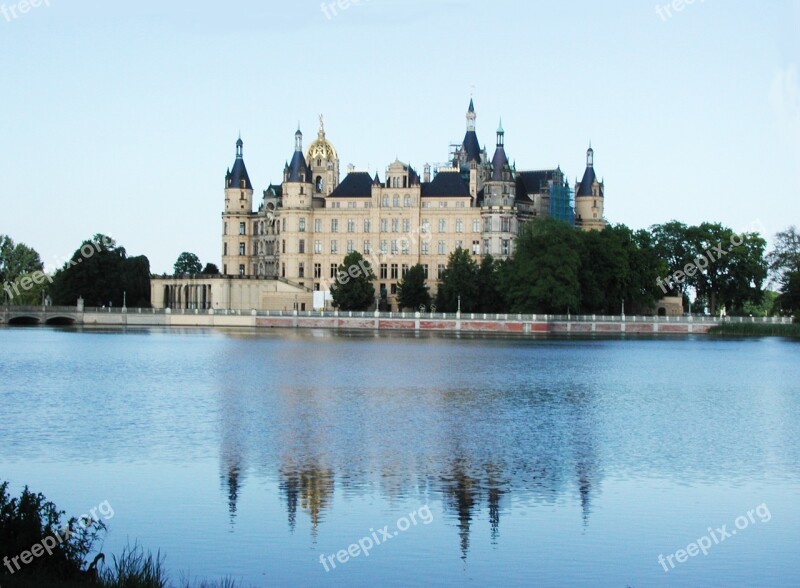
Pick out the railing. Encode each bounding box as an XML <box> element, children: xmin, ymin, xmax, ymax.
<box><xmin>3</xmin><ymin>306</ymin><xmax>793</xmax><ymax>325</ymax></box>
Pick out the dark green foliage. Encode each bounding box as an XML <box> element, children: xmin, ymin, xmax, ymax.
<box><xmin>173</xmin><ymin>252</ymin><xmax>202</xmax><ymax>276</ymax></box>
<box><xmin>708</xmin><ymin>322</ymin><xmax>800</xmax><ymax>337</ymax></box>
<box><xmin>476</xmin><ymin>255</ymin><xmax>508</xmax><ymax>313</ymax></box>
<box><xmin>201</xmin><ymin>263</ymin><xmax>220</xmax><ymax>275</ymax></box>
<box><xmin>397</xmin><ymin>264</ymin><xmax>431</xmax><ymax>310</ymax></box>
<box><xmin>502</xmin><ymin>219</ymin><xmax>581</xmax><ymax>313</ymax></box>
<box><xmin>435</xmin><ymin>248</ymin><xmax>479</xmax><ymax>312</ymax></box>
<box><xmin>50</xmin><ymin>235</ymin><xmax>151</xmax><ymax>308</ymax></box>
<box><xmin>330</xmin><ymin>251</ymin><xmax>375</xmax><ymax>311</ymax></box>
<box><xmin>0</xmin><ymin>481</ymin><xmax>105</xmax><ymax>584</ymax></box>
<box><xmin>776</xmin><ymin>271</ymin><xmax>800</xmax><ymax>318</ymax></box>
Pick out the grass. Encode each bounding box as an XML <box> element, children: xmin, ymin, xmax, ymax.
<box><xmin>708</xmin><ymin>322</ymin><xmax>800</xmax><ymax>338</ymax></box>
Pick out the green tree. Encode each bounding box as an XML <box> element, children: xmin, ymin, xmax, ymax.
<box><xmin>435</xmin><ymin>247</ymin><xmax>479</xmax><ymax>312</ymax></box>
<box><xmin>476</xmin><ymin>255</ymin><xmax>507</xmax><ymax>312</ymax></box>
<box><xmin>173</xmin><ymin>252</ymin><xmax>202</xmax><ymax>276</ymax></box>
<box><xmin>330</xmin><ymin>251</ymin><xmax>375</xmax><ymax>311</ymax></box>
<box><xmin>776</xmin><ymin>271</ymin><xmax>800</xmax><ymax>318</ymax></box>
<box><xmin>397</xmin><ymin>264</ymin><xmax>431</xmax><ymax>310</ymax></box>
<box><xmin>650</xmin><ymin>221</ymin><xmax>694</xmax><ymax>296</ymax></box>
<box><xmin>50</xmin><ymin>234</ymin><xmax>151</xmax><ymax>308</ymax></box>
<box><xmin>201</xmin><ymin>263</ymin><xmax>220</xmax><ymax>275</ymax></box>
<box><xmin>0</xmin><ymin>235</ymin><xmax>44</xmax><ymax>302</ymax></box>
<box><xmin>767</xmin><ymin>226</ymin><xmax>800</xmax><ymax>283</ymax></box>
<box><xmin>503</xmin><ymin>219</ymin><xmax>580</xmax><ymax>313</ymax></box>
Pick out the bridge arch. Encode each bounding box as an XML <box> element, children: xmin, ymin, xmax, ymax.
<box><xmin>8</xmin><ymin>315</ymin><xmax>41</xmax><ymax>326</ymax></box>
<box><xmin>45</xmin><ymin>316</ymin><xmax>77</xmax><ymax>326</ymax></box>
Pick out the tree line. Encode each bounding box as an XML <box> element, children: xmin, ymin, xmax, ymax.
<box><xmin>331</xmin><ymin>219</ymin><xmax>799</xmax><ymax>318</ymax></box>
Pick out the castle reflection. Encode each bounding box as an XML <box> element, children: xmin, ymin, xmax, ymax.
<box><xmin>219</xmin><ymin>381</ymin><xmax>601</xmax><ymax>559</ymax></box>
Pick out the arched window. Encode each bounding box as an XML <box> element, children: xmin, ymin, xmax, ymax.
<box><xmin>393</xmin><ymin>195</ymin><xmax>400</xmax><ymax>207</ymax></box>
<box><xmin>316</xmin><ymin>176</ymin><xmax>323</xmax><ymax>193</ymax></box>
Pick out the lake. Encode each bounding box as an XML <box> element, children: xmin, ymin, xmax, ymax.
<box><xmin>0</xmin><ymin>327</ymin><xmax>798</xmax><ymax>587</ymax></box>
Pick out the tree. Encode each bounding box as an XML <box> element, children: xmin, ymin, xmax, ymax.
<box><xmin>330</xmin><ymin>251</ymin><xmax>375</xmax><ymax>311</ymax></box>
<box><xmin>776</xmin><ymin>271</ymin><xmax>800</xmax><ymax>318</ymax></box>
<box><xmin>397</xmin><ymin>264</ymin><xmax>431</xmax><ymax>310</ymax></box>
<box><xmin>201</xmin><ymin>263</ymin><xmax>220</xmax><ymax>275</ymax></box>
<box><xmin>650</xmin><ymin>221</ymin><xmax>693</xmax><ymax>297</ymax></box>
<box><xmin>173</xmin><ymin>252</ymin><xmax>202</xmax><ymax>276</ymax></box>
<box><xmin>0</xmin><ymin>235</ymin><xmax>43</xmax><ymax>299</ymax></box>
<box><xmin>476</xmin><ymin>255</ymin><xmax>507</xmax><ymax>312</ymax></box>
<box><xmin>435</xmin><ymin>248</ymin><xmax>479</xmax><ymax>312</ymax></box>
<box><xmin>50</xmin><ymin>234</ymin><xmax>151</xmax><ymax>308</ymax></box>
<box><xmin>503</xmin><ymin>219</ymin><xmax>580</xmax><ymax>313</ymax></box>
<box><xmin>767</xmin><ymin>226</ymin><xmax>800</xmax><ymax>284</ymax></box>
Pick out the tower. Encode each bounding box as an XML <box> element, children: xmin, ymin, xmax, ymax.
<box><xmin>222</xmin><ymin>136</ymin><xmax>255</xmax><ymax>276</ymax></box>
<box><xmin>279</xmin><ymin>126</ymin><xmax>314</xmax><ymax>286</ymax></box>
<box><xmin>574</xmin><ymin>145</ymin><xmax>605</xmax><ymax>231</ymax></box>
<box><xmin>306</xmin><ymin>115</ymin><xmax>340</xmax><ymax>200</ymax></box>
<box><xmin>481</xmin><ymin>119</ymin><xmax>517</xmax><ymax>259</ymax></box>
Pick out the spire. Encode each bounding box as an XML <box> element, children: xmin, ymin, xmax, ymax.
<box><xmin>586</xmin><ymin>143</ymin><xmax>594</xmax><ymax>168</ymax></box>
<box><xmin>577</xmin><ymin>143</ymin><xmax>598</xmax><ymax>197</ymax></box>
<box><xmin>466</xmin><ymin>98</ymin><xmax>476</xmax><ymax>132</ymax></box>
<box><xmin>236</xmin><ymin>134</ymin><xmax>243</xmax><ymax>159</ymax></box>
<box><xmin>227</xmin><ymin>136</ymin><xmax>252</xmax><ymax>190</ymax></box>
<box><xmin>318</xmin><ymin>114</ymin><xmax>326</xmax><ymax>139</ymax></box>
<box><xmin>295</xmin><ymin>126</ymin><xmax>303</xmax><ymax>152</ymax></box>
<box><xmin>496</xmin><ymin>118</ymin><xmax>504</xmax><ymax>147</ymax></box>
<box><xmin>373</xmin><ymin>172</ymin><xmax>381</xmax><ymax>186</ymax></box>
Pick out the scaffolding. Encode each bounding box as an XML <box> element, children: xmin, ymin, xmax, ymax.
<box><xmin>549</xmin><ymin>181</ymin><xmax>575</xmax><ymax>225</ymax></box>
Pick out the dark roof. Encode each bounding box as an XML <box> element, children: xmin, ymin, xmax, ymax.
<box><xmin>491</xmin><ymin>146</ymin><xmax>509</xmax><ymax>180</ymax></box>
<box><xmin>468</xmin><ymin>98</ymin><xmax>475</xmax><ymax>113</ymax></box>
<box><xmin>287</xmin><ymin>150</ymin><xmax>310</xmax><ymax>183</ymax></box>
<box><xmin>227</xmin><ymin>153</ymin><xmax>252</xmax><ymax>191</ymax></box>
<box><xmin>329</xmin><ymin>172</ymin><xmax>374</xmax><ymax>198</ymax></box>
<box><xmin>264</xmin><ymin>184</ymin><xmax>282</xmax><ymax>198</ymax></box>
<box><xmin>461</xmin><ymin>130</ymin><xmax>482</xmax><ymax>162</ymax></box>
<box><xmin>577</xmin><ymin>166</ymin><xmax>599</xmax><ymax>197</ymax></box>
<box><xmin>421</xmin><ymin>171</ymin><xmax>470</xmax><ymax>197</ymax></box>
<box><xmin>516</xmin><ymin>170</ymin><xmax>561</xmax><ymax>201</ymax></box>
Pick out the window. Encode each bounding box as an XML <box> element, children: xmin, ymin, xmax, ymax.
<box><xmin>380</xmin><ymin>240</ymin><xmax>388</xmax><ymax>254</ymax></box>
<box><xmin>314</xmin><ymin>240</ymin><xmax>322</xmax><ymax>254</ymax></box>
<box><xmin>282</xmin><ymin>240</ymin><xmax>286</xmax><ymax>254</ymax></box>
<box><xmin>299</xmin><ymin>239</ymin><xmax>305</xmax><ymax>254</ymax></box>
<box><xmin>364</xmin><ymin>202</ymin><xmax>372</xmax><ymax>209</ymax></box>
<box><xmin>393</xmin><ymin>195</ymin><xmax>400</xmax><ymax>207</ymax></box>
<box><xmin>281</xmin><ymin>263</ymin><xmax>286</xmax><ymax>277</ymax></box>
<box><xmin>347</xmin><ymin>240</ymin><xmax>354</xmax><ymax>254</ymax></box>
<box><xmin>364</xmin><ymin>219</ymin><xmax>372</xmax><ymax>233</ymax></box>
<box><xmin>422</xmin><ymin>242</ymin><xmax>429</xmax><ymax>255</ymax></box>
<box><xmin>364</xmin><ymin>240</ymin><xmax>372</xmax><ymax>254</ymax></box>
<box><xmin>391</xmin><ymin>283</ymin><xmax>398</xmax><ymax>295</ymax></box>
<box><xmin>330</xmin><ymin>264</ymin><xmax>338</xmax><ymax>278</ymax></box>
<box><xmin>331</xmin><ymin>219</ymin><xmax>339</xmax><ymax>233</ymax></box>
<box><xmin>223</xmin><ymin>243</ymin><xmax>228</xmax><ymax>255</ymax></box>
<box><xmin>502</xmin><ymin>239</ymin><xmax>510</xmax><ymax>256</ymax></box>
<box><xmin>456</xmin><ymin>219</ymin><xmax>463</xmax><ymax>233</ymax></box>
<box><xmin>331</xmin><ymin>240</ymin><xmax>338</xmax><ymax>254</ymax></box>
<box><xmin>380</xmin><ymin>218</ymin><xmax>388</xmax><ymax>232</ymax></box>
<box><xmin>380</xmin><ymin>264</ymin><xmax>388</xmax><ymax>279</ymax></box>
<box><xmin>438</xmin><ymin>264</ymin><xmax>445</xmax><ymax>279</ymax></box>
<box><xmin>438</xmin><ymin>219</ymin><xmax>446</xmax><ymax>233</ymax></box>
<box><xmin>422</xmin><ymin>264</ymin><xmax>429</xmax><ymax>278</ymax></box>
<box><xmin>348</xmin><ymin>201</ymin><xmax>357</xmax><ymax>209</ymax></box>
<box><xmin>315</xmin><ymin>219</ymin><xmax>322</xmax><ymax>232</ymax></box>
<box><xmin>330</xmin><ymin>201</ymin><xmax>340</xmax><ymax>208</ymax></box>
<box><xmin>391</xmin><ymin>240</ymin><xmax>398</xmax><ymax>254</ymax></box>
<box><xmin>501</xmin><ymin>217</ymin><xmax>511</xmax><ymax>233</ymax></box>
<box><xmin>456</xmin><ymin>201</ymin><xmax>466</xmax><ymax>208</ymax></box>
<box><xmin>404</xmin><ymin>195</ymin><xmax>411</xmax><ymax>207</ymax></box>
<box><xmin>299</xmin><ymin>218</ymin><xmax>306</xmax><ymax>232</ymax></box>
<box><xmin>239</xmin><ymin>264</ymin><xmax>245</xmax><ymax>276</ymax></box>
<box><xmin>298</xmin><ymin>262</ymin><xmax>305</xmax><ymax>278</ymax></box>
<box><xmin>484</xmin><ymin>218</ymin><xmax>492</xmax><ymax>232</ymax></box>
<box><xmin>422</xmin><ymin>201</ymin><xmax>431</xmax><ymax>208</ymax></box>
<box><xmin>421</xmin><ymin>220</ymin><xmax>430</xmax><ymax>234</ymax></box>
<box><xmin>314</xmin><ymin>263</ymin><xmax>322</xmax><ymax>278</ymax></box>
<box><xmin>455</xmin><ymin>240</ymin><xmax>463</xmax><ymax>250</ymax></box>
<box><xmin>473</xmin><ymin>219</ymin><xmax>480</xmax><ymax>233</ymax></box>
<box><xmin>382</xmin><ymin>195</ymin><xmax>389</xmax><ymax>207</ymax></box>
<box><xmin>439</xmin><ymin>202</ymin><xmax>448</xmax><ymax>208</ymax></box>
<box><xmin>438</xmin><ymin>241</ymin><xmax>446</xmax><ymax>255</ymax></box>
<box><xmin>401</xmin><ymin>240</ymin><xmax>409</xmax><ymax>254</ymax></box>
<box><xmin>282</xmin><ymin>219</ymin><xmax>286</xmax><ymax>232</ymax></box>
<box><xmin>392</xmin><ymin>219</ymin><xmax>399</xmax><ymax>232</ymax></box>
<box><xmin>483</xmin><ymin>239</ymin><xmax>490</xmax><ymax>255</ymax></box>
<box><xmin>391</xmin><ymin>264</ymin><xmax>399</xmax><ymax>279</ymax></box>
<box><xmin>347</xmin><ymin>219</ymin><xmax>356</xmax><ymax>233</ymax></box>
<box><xmin>224</xmin><ymin>223</ymin><xmax>228</xmax><ymax>235</ymax></box>
<box><xmin>402</xmin><ymin>219</ymin><xmax>410</xmax><ymax>233</ymax></box>
<box><xmin>472</xmin><ymin>240</ymin><xmax>479</xmax><ymax>254</ymax></box>
<box><xmin>239</xmin><ymin>243</ymin><xmax>246</xmax><ymax>256</ymax></box>
<box><xmin>402</xmin><ymin>264</ymin><xmax>409</xmax><ymax>276</ymax></box>
<box><xmin>239</xmin><ymin>222</ymin><xmax>246</xmax><ymax>235</ymax></box>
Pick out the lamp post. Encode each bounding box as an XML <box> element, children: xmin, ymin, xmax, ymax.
<box><xmin>457</xmin><ymin>295</ymin><xmax>461</xmax><ymax>314</ymax></box>
<box><xmin>621</xmin><ymin>298</ymin><xmax>625</xmax><ymax>318</ymax></box>
<box><xmin>123</xmin><ymin>291</ymin><xmax>127</xmax><ymax>311</ymax></box>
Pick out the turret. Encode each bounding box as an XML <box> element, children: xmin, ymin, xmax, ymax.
<box><xmin>574</xmin><ymin>144</ymin><xmax>605</xmax><ymax>231</ymax></box>
<box><xmin>222</xmin><ymin>136</ymin><xmax>255</xmax><ymax>276</ymax></box>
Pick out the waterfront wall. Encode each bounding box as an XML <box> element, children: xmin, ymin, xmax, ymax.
<box><xmin>3</xmin><ymin>306</ymin><xmax>789</xmax><ymax>334</ymax></box>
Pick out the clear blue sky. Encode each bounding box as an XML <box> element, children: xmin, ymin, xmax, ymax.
<box><xmin>1</xmin><ymin>0</ymin><xmax>798</xmax><ymax>273</ymax></box>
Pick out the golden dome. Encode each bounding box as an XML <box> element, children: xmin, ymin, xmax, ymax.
<box><xmin>306</xmin><ymin>115</ymin><xmax>338</xmax><ymax>162</ymax></box>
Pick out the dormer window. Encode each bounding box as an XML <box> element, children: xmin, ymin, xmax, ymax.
<box><xmin>240</xmin><ymin>180</ymin><xmax>247</xmax><ymax>189</ymax></box>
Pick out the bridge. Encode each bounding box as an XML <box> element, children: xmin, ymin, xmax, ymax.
<box><xmin>0</xmin><ymin>305</ymin><xmax>792</xmax><ymax>334</ymax></box>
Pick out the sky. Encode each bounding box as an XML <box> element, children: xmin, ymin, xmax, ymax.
<box><xmin>1</xmin><ymin>0</ymin><xmax>798</xmax><ymax>274</ymax></box>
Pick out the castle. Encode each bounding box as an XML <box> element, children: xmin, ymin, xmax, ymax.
<box><xmin>152</xmin><ymin>100</ymin><xmax>605</xmax><ymax>311</ymax></box>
